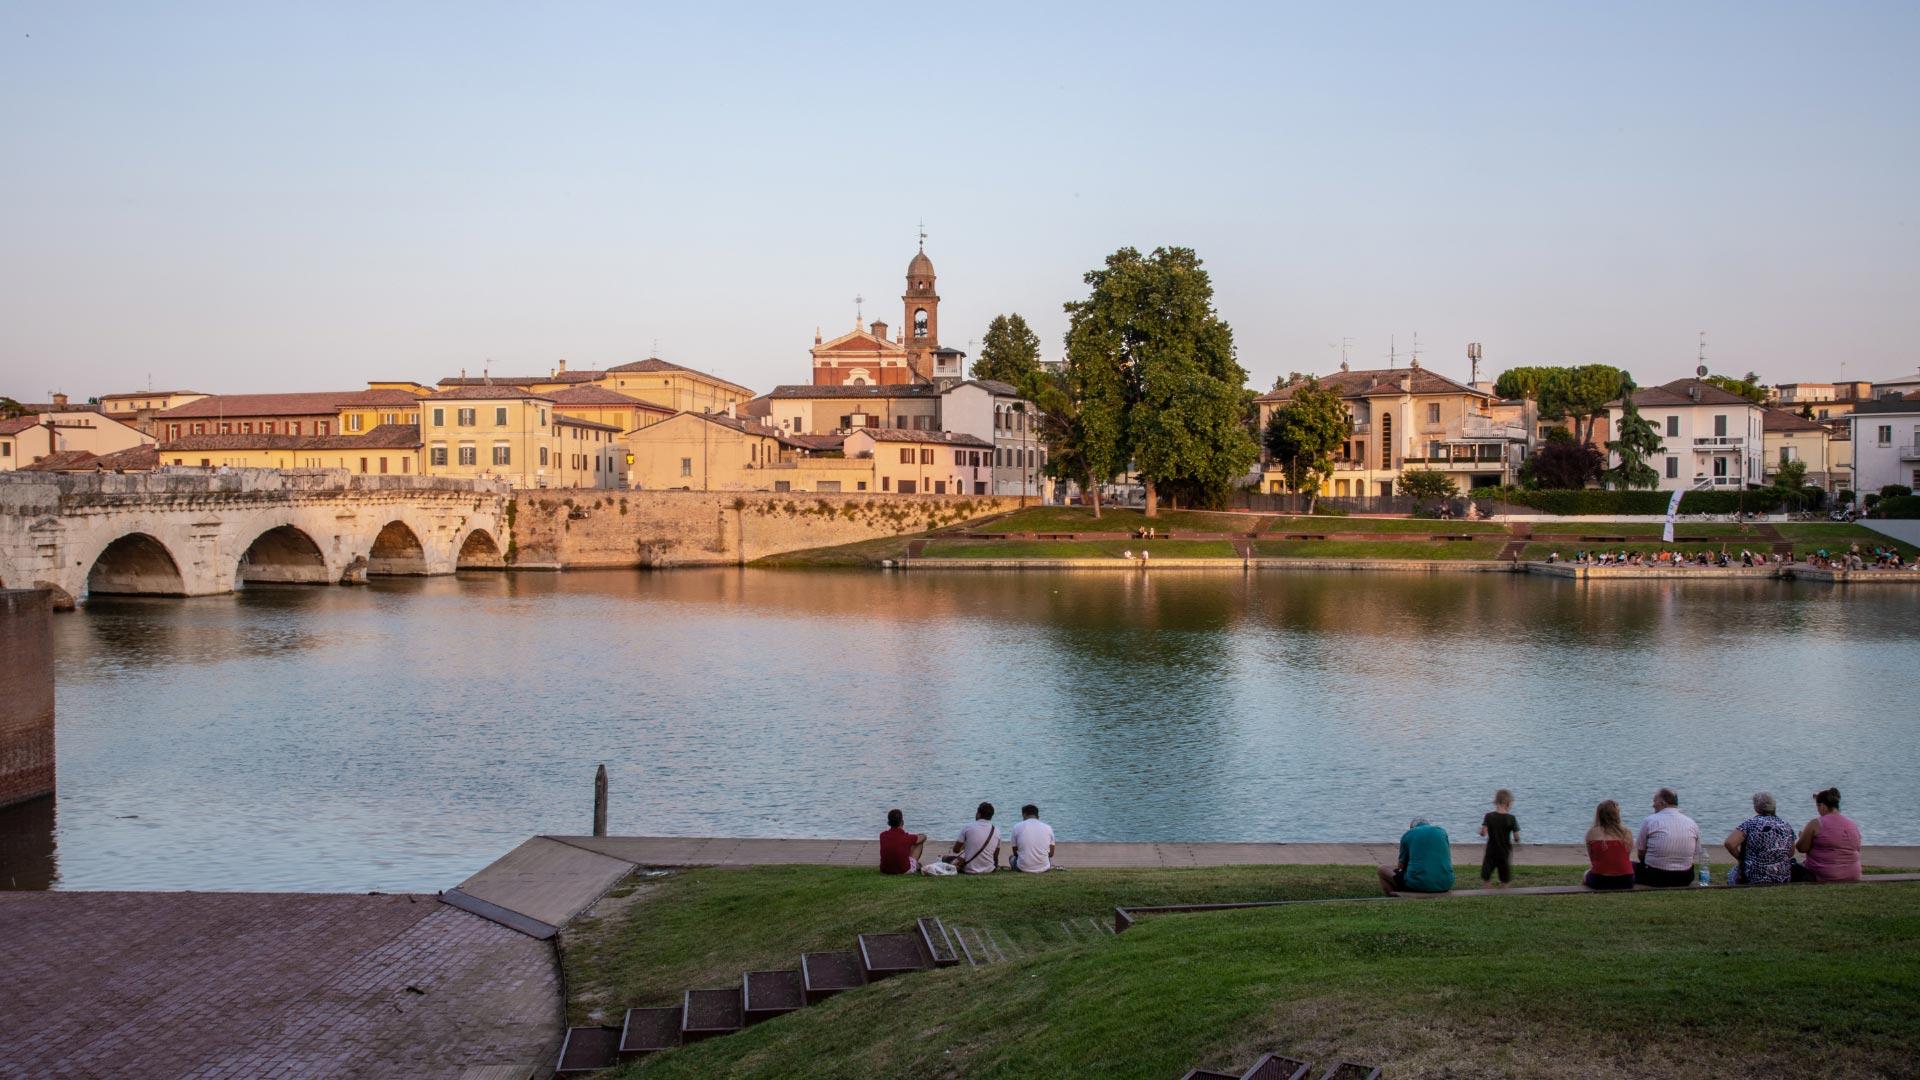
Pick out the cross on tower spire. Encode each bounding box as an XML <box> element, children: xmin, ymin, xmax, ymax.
<box><xmin>917</xmin><ymin>219</ymin><xmax>927</xmax><ymax>250</ymax></box>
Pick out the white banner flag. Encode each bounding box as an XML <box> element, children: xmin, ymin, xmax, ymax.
<box><xmin>1663</xmin><ymin>488</ymin><xmax>1684</xmax><ymax>544</ymax></box>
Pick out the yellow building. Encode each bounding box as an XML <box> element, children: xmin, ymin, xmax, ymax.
<box><xmin>1762</xmin><ymin>407</ymin><xmax>1840</xmax><ymax>491</ymax></box>
<box><xmin>547</xmin><ymin>385</ymin><xmax>674</xmax><ymax>435</ymax></box>
<box><xmin>624</xmin><ymin>410</ymin><xmax>798</xmax><ymax>490</ymax></box>
<box><xmin>600</xmin><ymin>357</ymin><xmax>754</xmax><ymax>414</ymax></box>
<box><xmin>337</xmin><ymin>388</ymin><xmax>429</xmax><ymax>436</ymax></box>
<box><xmin>96</xmin><ymin>390</ymin><xmax>209</xmax><ymax>435</ymax></box>
<box><xmin>158</xmin><ymin>424</ymin><xmax>422</xmax><ymax>474</ymax></box>
<box><xmin>419</xmin><ymin>386</ymin><xmax>620</xmax><ymax>488</ymax></box>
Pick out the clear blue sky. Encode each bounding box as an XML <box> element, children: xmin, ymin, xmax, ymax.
<box><xmin>3</xmin><ymin>1</ymin><xmax>1916</xmax><ymax>399</ymax></box>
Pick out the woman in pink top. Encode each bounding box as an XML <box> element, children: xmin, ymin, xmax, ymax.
<box><xmin>1794</xmin><ymin>787</ymin><xmax>1862</xmax><ymax>882</ymax></box>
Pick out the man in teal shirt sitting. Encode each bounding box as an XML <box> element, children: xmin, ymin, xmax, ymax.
<box><xmin>1377</xmin><ymin>816</ymin><xmax>1455</xmax><ymax>895</ymax></box>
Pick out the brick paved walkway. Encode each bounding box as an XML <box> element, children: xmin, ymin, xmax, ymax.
<box><xmin>0</xmin><ymin>892</ymin><xmax>560</xmax><ymax>1080</ymax></box>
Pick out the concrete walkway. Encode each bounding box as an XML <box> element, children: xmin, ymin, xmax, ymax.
<box><xmin>549</xmin><ymin>835</ymin><xmax>1920</xmax><ymax>871</ymax></box>
<box><xmin>0</xmin><ymin>891</ymin><xmax>561</xmax><ymax>1080</ymax></box>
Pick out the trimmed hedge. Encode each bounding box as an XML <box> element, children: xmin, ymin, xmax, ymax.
<box><xmin>1487</xmin><ymin>487</ymin><xmax>1787</xmax><ymax>515</ymax></box>
<box><xmin>1874</xmin><ymin>494</ymin><xmax>1920</xmax><ymax>519</ymax></box>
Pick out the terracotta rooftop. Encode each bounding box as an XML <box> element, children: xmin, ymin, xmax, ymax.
<box><xmin>438</xmin><ymin>370</ymin><xmax>605</xmax><ymax>387</ymax></box>
<box><xmin>98</xmin><ymin>390</ymin><xmax>204</xmax><ymax>400</ymax></box>
<box><xmin>159</xmin><ymin>423</ymin><xmax>423</xmax><ymax>452</ymax></box>
<box><xmin>553</xmin><ymin>414</ymin><xmax>621</xmax><ymax>432</ymax></box>
<box><xmin>1762</xmin><ymin>408</ymin><xmax>1827</xmax><ymax>432</ymax></box>
<box><xmin>766</xmin><ymin>383</ymin><xmax>941</xmax><ymax>400</ymax></box>
<box><xmin>850</xmin><ymin>428</ymin><xmax>994</xmax><ymax>448</ymax></box>
<box><xmin>17</xmin><ymin>445</ymin><xmax>160</xmax><ymax>473</ymax></box>
<box><xmin>1255</xmin><ymin>366</ymin><xmax>1488</xmax><ymax>403</ymax></box>
<box><xmin>157</xmin><ymin>392</ymin><xmax>381</xmax><ymax>419</ymax></box>
<box><xmin>421</xmin><ymin>385</ymin><xmax>555</xmax><ymax>402</ymax></box>
<box><xmin>1607</xmin><ymin>378</ymin><xmax>1758</xmax><ymax>409</ymax></box>
<box><xmin>0</xmin><ymin>417</ymin><xmax>41</xmax><ymax>436</ymax></box>
<box><xmin>546</xmin><ymin>385</ymin><xmax>671</xmax><ymax>409</ymax></box>
<box><xmin>604</xmin><ymin>357</ymin><xmax>753</xmax><ymax>393</ymax></box>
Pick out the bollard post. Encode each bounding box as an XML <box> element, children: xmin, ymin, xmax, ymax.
<box><xmin>592</xmin><ymin>763</ymin><xmax>608</xmax><ymax>837</ymax></box>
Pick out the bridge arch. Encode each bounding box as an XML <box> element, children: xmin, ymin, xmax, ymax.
<box><xmin>457</xmin><ymin>528</ymin><xmax>506</xmax><ymax>570</ymax></box>
<box><xmin>236</xmin><ymin>524</ymin><xmax>333</xmax><ymax>586</ymax></box>
<box><xmin>367</xmin><ymin>519</ymin><xmax>429</xmax><ymax>576</ymax></box>
<box><xmin>87</xmin><ymin>532</ymin><xmax>188</xmax><ymax>597</ymax></box>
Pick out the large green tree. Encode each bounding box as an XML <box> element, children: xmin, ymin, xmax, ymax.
<box><xmin>1705</xmin><ymin>371</ymin><xmax>1769</xmax><ymax>405</ymax></box>
<box><xmin>1492</xmin><ymin>363</ymin><xmax>1623</xmax><ymax>446</ymax></box>
<box><xmin>1062</xmin><ymin>246</ymin><xmax>1258</xmax><ymax>517</ymax></box>
<box><xmin>970</xmin><ymin>313</ymin><xmax>1043</xmax><ymax>395</ymax></box>
<box><xmin>1398</xmin><ymin>467</ymin><xmax>1458</xmax><ymax>506</ymax></box>
<box><xmin>1261</xmin><ymin>377</ymin><xmax>1354</xmax><ymax>512</ymax></box>
<box><xmin>0</xmin><ymin>396</ymin><xmax>23</xmax><ymax>418</ymax></box>
<box><xmin>1603</xmin><ymin>374</ymin><xmax>1661</xmax><ymax>490</ymax></box>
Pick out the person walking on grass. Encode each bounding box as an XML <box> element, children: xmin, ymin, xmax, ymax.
<box><xmin>1479</xmin><ymin>788</ymin><xmax>1520</xmax><ymax>887</ymax></box>
<box><xmin>1633</xmin><ymin>787</ymin><xmax>1701</xmax><ymax>888</ymax></box>
<box><xmin>1377</xmin><ymin>816</ymin><xmax>1454</xmax><ymax>896</ymax></box>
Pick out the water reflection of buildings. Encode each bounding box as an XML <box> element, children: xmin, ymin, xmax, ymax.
<box><xmin>0</xmin><ymin>796</ymin><xmax>58</xmax><ymax>890</ymax></box>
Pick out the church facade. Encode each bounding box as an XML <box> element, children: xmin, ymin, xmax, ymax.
<box><xmin>810</xmin><ymin>244</ymin><xmax>965</xmax><ymax>386</ymax></box>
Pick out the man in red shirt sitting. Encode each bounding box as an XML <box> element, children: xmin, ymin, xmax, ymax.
<box><xmin>879</xmin><ymin>809</ymin><xmax>927</xmax><ymax>875</ymax></box>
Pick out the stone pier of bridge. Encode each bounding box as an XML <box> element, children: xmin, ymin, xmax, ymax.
<box><xmin>0</xmin><ymin>470</ymin><xmax>511</xmax><ymax>606</ymax></box>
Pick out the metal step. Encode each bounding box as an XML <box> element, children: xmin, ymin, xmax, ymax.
<box><xmin>800</xmin><ymin>950</ymin><xmax>866</xmax><ymax>1004</ymax></box>
<box><xmin>681</xmin><ymin>987</ymin><xmax>744</xmax><ymax>1042</ymax></box>
<box><xmin>742</xmin><ymin>969</ymin><xmax>806</xmax><ymax>1024</ymax></box>
<box><xmin>617</xmin><ymin>1006</ymin><xmax>683</xmax><ymax>1059</ymax></box>
<box><xmin>857</xmin><ymin>931</ymin><xmax>932</xmax><ymax>981</ymax></box>
<box><xmin>554</xmin><ymin>1026</ymin><xmax>620</xmax><ymax>1075</ymax></box>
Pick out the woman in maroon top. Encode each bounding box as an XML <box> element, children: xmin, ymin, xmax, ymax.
<box><xmin>1584</xmin><ymin>800</ymin><xmax>1635</xmax><ymax>890</ymax></box>
<box><xmin>878</xmin><ymin>808</ymin><xmax>926</xmax><ymax>875</ymax></box>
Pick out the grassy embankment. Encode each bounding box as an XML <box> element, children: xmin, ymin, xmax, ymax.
<box><xmin>752</xmin><ymin>507</ymin><xmax>1916</xmax><ymax>567</ymax></box>
<box><xmin>564</xmin><ymin>865</ymin><xmax>1920</xmax><ymax>1079</ymax></box>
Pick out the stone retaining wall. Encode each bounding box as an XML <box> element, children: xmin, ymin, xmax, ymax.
<box><xmin>507</xmin><ymin>490</ymin><xmax>1023</xmax><ymax>568</ymax></box>
<box><xmin>0</xmin><ymin>589</ymin><xmax>54</xmax><ymax>808</ymax></box>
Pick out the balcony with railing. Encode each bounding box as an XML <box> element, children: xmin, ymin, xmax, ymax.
<box><xmin>1693</xmin><ymin>435</ymin><xmax>1747</xmax><ymax>450</ymax></box>
<box><xmin>1899</xmin><ymin>445</ymin><xmax>1920</xmax><ymax>461</ymax></box>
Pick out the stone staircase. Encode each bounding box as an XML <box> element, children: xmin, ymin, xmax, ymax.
<box><xmin>554</xmin><ymin>916</ymin><xmax>963</xmax><ymax>1074</ymax></box>
<box><xmin>1495</xmin><ymin>523</ymin><xmax>1530</xmax><ymax>561</ymax></box>
<box><xmin>1183</xmin><ymin>1053</ymin><xmax>1381</xmax><ymax>1079</ymax></box>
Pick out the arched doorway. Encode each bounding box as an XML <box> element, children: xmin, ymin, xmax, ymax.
<box><xmin>457</xmin><ymin>528</ymin><xmax>505</xmax><ymax>570</ymax></box>
<box><xmin>237</xmin><ymin>525</ymin><xmax>331</xmax><ymax>586</ymax></box>
<box><xmin>367</xmin><ymin>520</ymin><xmax>428</xmax><ymax>576</ymax></box>
<box><xmin>87</xmin><ymin>533</ymin><xmax>187</xmax><ymax>597</ymax></box>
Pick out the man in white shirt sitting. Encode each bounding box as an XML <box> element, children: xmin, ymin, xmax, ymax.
<box><xmin>1633</xmin><ymin>787</ymin><xmax>1701</xmax><ymax>888</ymax></box>
<box><xmin>945</xmin><ymin>802</ymin><xmax>1000</xmax><ymax>874</ymax></box>
<box><xmin>1010</xmin><ymin>804</ymin><xmax>1057</xmax><ymax>873</ymax></box>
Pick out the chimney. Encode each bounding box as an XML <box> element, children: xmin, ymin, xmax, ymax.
<box><xmin>871</xmin><ymin>319</ymin><xmax>888</xmax><ymax>340</ymax></box>
<box><xmin>557</xmin><ymin>358</ymin><xmax>567</xmax><ymax>373</ymax></box>
<box><xmin>726</xmin><ymin>402</ymin><xmax>737</xmax><ymax>418</ymax></box>
<box><xmin>52</xmin><ymin>392</ymin><xmax>68</xmax><ymax>408</ymax></box>
<box><xmin>1399</xmin><ymin>374</ymin><xmax>1412</xmax><ymax>393</ymax></box>
<box><xmin>1689</xmin><ymin>385</ymin><xmax>1701</xmax><ymax>402</ymax></box>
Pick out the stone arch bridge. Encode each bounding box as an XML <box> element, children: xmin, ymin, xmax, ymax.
<box><xmin>0</xmin><ymin>470</ymin><xmax>512</xmax><ymax>607</ymax></box>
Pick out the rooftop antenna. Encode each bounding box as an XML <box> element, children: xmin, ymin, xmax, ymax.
<box><xmin>1467</xmin><ymin>342</ymin><xmax>1483</xmax><ymax>384</ymax></box>
<box><xmin>1387</xmin><ymin>335</ymin><xmax>1398</xmax><ymax>370</ymax></box>
<box><xmin>854</xmin><ymin>293</ymin><xmax>864</xmax><ymax>325</ymax></box>
<box><xmin>1330</xmin><ymin>337</ymin><xmax>1354</xmax><ymax>371</ymax></box>
<box><xmin>1409</xmin><ymin>331</ymin><xmax>1422</xmax><ymax>370</ymax></box>
<box><xmin>1698</xmin><ymin>331</ymin><xmax>1708</xmax><ymax>373</ymax></box>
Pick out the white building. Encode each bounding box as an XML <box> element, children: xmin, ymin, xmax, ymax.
<box><xmin>1604</xmin><ymin>378</ymin><xmax>1765</xmax><ymax>492</ymax></box>
<box><xmin>1847</xmin><ymin>399</ymin><xmax>1920</xmax><ymax>500</ymax></box>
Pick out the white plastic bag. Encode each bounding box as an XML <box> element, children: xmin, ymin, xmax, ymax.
<box><xmin>919</xmin><ymin>859</ymin><xmax>957</xmax><ymax>876</ymax></box>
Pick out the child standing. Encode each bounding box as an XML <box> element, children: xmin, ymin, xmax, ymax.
<box><xmin>1479</xmin><ymin>789</ymin><xmax>1520</xmax><ymax>886</ymax></box>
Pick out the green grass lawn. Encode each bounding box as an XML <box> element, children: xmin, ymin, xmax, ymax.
<box><xmin>752</xmin><ymin>534</ymin><xmax>919</xmax><ymax>567</ymax></box>
<box><xmin>1258</xmin><ymin>516</ymin><xmax>1509</xmax><ymax>535</ymax></box>
<box><xmin>562</xmin><ymin>864</ymin><xmax>1580</xmax><ymax>1018</ymax></box>
<box><xmin>977</xmin><ymin>506</ymin><xmax>1267</xmax><ymax>534</ymax></box>
<box><xmin>1773</xmin><ymin>523</ymin><xmax>1920</xmax><ymax>557</ymax></box>
<box><xmin>1252</xmin><ymin>539</ymin><xmax>1506</xmax><ymax>560</ymax></box>
<box><xmin>919</xmin><ymin>539</ymin><xmax>1239</xmax><ymax>559</ymax></box>
<box><xmin>573</xmin><ymin>867</ymin><xmax>1920</xmax><ymax>1079</ymax></box>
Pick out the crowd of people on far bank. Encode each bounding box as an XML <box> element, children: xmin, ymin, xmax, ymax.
<box><xmin>1378</xmin><ymin>786</ymin><xmax>1864</xmax><ymax>896</ymax></box>
<box><xmin>1544</xmin><ymin>543</ymin><xmax>1906</xmax><ymax>570</ymax></box>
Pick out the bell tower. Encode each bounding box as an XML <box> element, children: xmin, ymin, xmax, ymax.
<box><xmin>903</xmin><ymin>235</ymin><xmax>939</xmax><ymax>382</ymax></box>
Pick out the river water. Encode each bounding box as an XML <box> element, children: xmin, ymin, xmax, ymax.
<box><xmin>2</xmin><ymin>569</ymin><xmax>1914</xmax><ymax>891</ymax></box>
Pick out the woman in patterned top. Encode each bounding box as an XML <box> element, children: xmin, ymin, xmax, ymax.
<box><xmin>1723</xmin><ymin>791</ymin><xmax>1796</xmax><ymax>884</ymax></box>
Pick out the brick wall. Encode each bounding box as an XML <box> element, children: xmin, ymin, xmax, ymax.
<box><xmin>507</xmin><ymin>490</ymin><xmax>1022</xmax><ymax>567</ymax></box>
<box><xmin>0</xmin><ymin>589</ymin><xmax>55</xmax><ymax>808</ymax></box>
